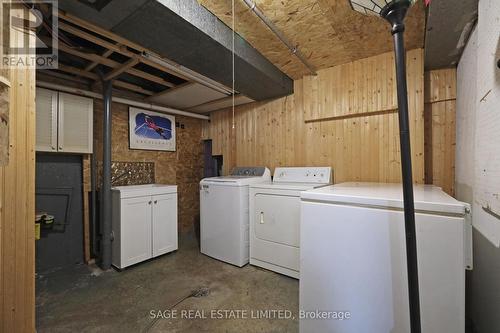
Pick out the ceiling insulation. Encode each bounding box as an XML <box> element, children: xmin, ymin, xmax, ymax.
<box><xmin>197</xmin><ymin>0</ymin><xmax>425</xmax><ymax>79</ymax></box>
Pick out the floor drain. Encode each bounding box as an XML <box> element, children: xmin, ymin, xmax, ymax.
<box><xmin>191</xmin><ymin>287</ymin><xmax>210</xmax><ymax>298</ymax></box>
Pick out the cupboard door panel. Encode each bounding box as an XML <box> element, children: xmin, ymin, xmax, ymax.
<box><xmin>58</xmin><ymin>92</ymin><xmax>93</xmax><ymax>153</ymax></box>
<box><xmin>120</xmin><ymin>196</ymin><xmax>153</xmax><ymax>267</ymax></box>
<box><xmin>35</xmin><ymin>88</ymin><xmax>58</xmax><ymax>152</ymax></box>
<box><xmin>152</xmin><ymin>193</ymin><xmax>178</xmax><ymax>257</ymax></box>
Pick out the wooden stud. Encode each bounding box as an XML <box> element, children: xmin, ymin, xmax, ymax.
<box><xmin>103</xmin><ymin>58</ymin><xmax>139</xmax><ymax>81</ymax></box>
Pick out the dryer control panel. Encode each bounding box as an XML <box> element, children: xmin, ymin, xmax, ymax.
<box><xmin>273</xmin><ymin>167</ymin><xmax>332</xmax><ymax>184</ymax></box>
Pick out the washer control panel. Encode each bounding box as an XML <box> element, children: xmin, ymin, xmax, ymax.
<box><xmin>231</xmin><ymin>167</ymin><xmax>267</xmax><ymax>177</ymax></box>
<box><xmin>273</xmin><ymin>167</ymin><xmax>332</xmax><ymax>183</ymax></box>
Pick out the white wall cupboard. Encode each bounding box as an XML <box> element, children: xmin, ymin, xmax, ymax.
<box><xmin>36</xmin><ymin>88</ymin><xmax>93</xmax><ymax>153</ymax></box>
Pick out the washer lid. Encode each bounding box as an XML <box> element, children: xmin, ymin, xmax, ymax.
<box><xmin>301</xmin><ymin>182</ymin><xmax>469</xmax><ymax>215</ymax></box>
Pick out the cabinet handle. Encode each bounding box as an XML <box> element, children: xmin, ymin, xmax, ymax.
<box><xmin>51</xmin><ymin>146</ymin><xmax>56</xmax><ymax>150</ymax></box>
<box><xmin>148</xmin><ymin>201</ymin><xmax>152</xmax><ymax>205</ymax></box>
<box><xmin>260</xmin><ymin>212</ymin><xmax>265</xmax><ymax>224</ymax></box>
<box><xmin>154</xmin><ymin>200</ymin><xmax>158</xmax><ymax>204</ymax></box>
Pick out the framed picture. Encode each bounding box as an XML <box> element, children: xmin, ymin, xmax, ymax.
<box><xmin>129</xmin><ymin>107</ymin><xmax>176</xmax><ymax>151</ymax></box>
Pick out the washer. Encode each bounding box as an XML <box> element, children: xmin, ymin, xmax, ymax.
<box><xmin>300</xmin><ymin>182</ymin><xmax>473</xmax><ymax>333</ymax></box>
<box><xmin>249</xmin><ymin>167</ymin><xmax>332</xmax><ymax>278</ymax></box>
<box><xmin>200</xmin><ymin>167</ymin><xmax>271</xmax><ymax>267</ymax></box>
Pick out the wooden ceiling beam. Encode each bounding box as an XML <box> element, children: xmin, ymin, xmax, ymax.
<box><xmin>58</xmin><ymin>63</ymin><xmax>99</xmax><ymax>80</ymax></box>
<box><xmin>39</xmin><ymin>69</ymin><xmax>91</xmax><ymax>85</ymax></box>
<box><xmin>59</xmin><ymin>22</ymin><xmax>132</xmax><ymax>57</ymax></box>
<box><xmin>59</xmin><ymin>11</ymin><xmax>146</xmax><ymax>52</ymax></box>
<box><xmin>58</xmin><ymin>15</ymin><xmax>191</xmax><ymax>82</ymax></box>
<box><xmin>112</xmin><ymin>81</ymin><xmax>155</xmax><ymax>96</ymax></box>
<box><xmin>57</xmin><ymin>64</ymin><xmax>155</xmax><ymax>96</ymax></box>
<box><xmin>103</xmin><ymin>58</ymin><xmax>139</xmax><ymax>81</ymax></box>
<box><xmin>85</xmin><ymin>48</ymin><xmax>114</xmax><ymax>72</ymax></box>
<box><xmin>57</xmin><ymin>43</ymin><xmax>175</xmax><ymax>88</ymax></box>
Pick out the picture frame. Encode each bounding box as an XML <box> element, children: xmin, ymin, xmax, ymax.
<box><xmin>129</xmin><ymin>107</ymin><xmax>176</xmax><ymax>152</ymax></box>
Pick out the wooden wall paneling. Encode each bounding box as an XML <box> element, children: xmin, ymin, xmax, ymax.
<box><xmin>424</xmin><ymin>68</ymin><xmax>456</xmax><ymax>195</ymax></box>
<box><xmin>0</xmin><ymin>12</ymin><xmax>36</xmax><ymax>332</ymax></box>
<box><xmin>205</xmin><ymin>49</ymin><xmax>426</xmax><ymax>185</ymax></box>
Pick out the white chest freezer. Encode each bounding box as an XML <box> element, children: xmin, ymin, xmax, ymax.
<box><xmin>299</xmin><ymin>182</ymin><xmax>473</xmax><ymax>333</ymax></box>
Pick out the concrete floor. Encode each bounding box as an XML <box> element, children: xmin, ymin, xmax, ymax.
<box><xmin>36</xmin><ymin>233</ymin><xmax>299</xmax><ymax>332</ymax></box>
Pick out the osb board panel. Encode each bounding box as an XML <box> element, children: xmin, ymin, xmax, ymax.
<box><xmin>205</xmin><ymin>49</ymin><xmax>425</xmax><ymax>185</ymax></box>
<box><xmin>198</xmin><ymin>0</ymin><xmax>424</xmax><ymax>79</ymax></box>
<box><xmin>93</xmin><ymin>102</ymin><xmax>204</xmax><ymax>232</ymax></box>
<box><xmin>0</xmin><ymin>56</ymin><xmax>36</xmax><ymax>332</ymax></box>
<box><xmin>424</xmin><ymin>68</ymin><xmax>456</xmax><ymax>196</ymax></box>
<box><xmin>83</xmin><ymin>155</ymin><xmax>91</xmax><ymax>262</ymax></box>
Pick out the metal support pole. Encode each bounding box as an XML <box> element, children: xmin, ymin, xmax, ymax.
<box><xmin>393</xmin><ymin>29</ymin><xmax>421</xmax><ymax>333</ymax></box>
<box><xmin>381</xmin><ymin>2</ymin><xmax>421</xmax><ymax>332</ymax></box>
<box><xmin>91</xmin><ymin>149</ymin><xmax>97</xmax><ymax>257</ymax></box>
<box><xmin>100</xmin><ymin>80</ymin><xmax>113</xmax><ymax>270</ymax></box>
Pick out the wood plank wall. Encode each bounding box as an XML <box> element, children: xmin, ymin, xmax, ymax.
<box><xmin>424</xmin><ymin>68</ymin><xmax>456</xmax><ymax>195</ymax></box>
<box><xmin>203</xmin><ymin>49</ymin><xmax>425</xmax><ymax>184</ymax></box>
<box><xmin>0</xmin><ymin>19</ymin><xmax>36</xmax><ymax>332</ymax></box>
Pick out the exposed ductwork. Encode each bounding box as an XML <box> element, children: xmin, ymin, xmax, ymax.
<box><xmin>57</xmin><ymin>0</ymin><xmax>294</xmax><ymax>101</ymax></box>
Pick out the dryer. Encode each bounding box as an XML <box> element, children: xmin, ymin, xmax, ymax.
<box><xmin>249</xmin><ymin>167</ymin><xmax>331</xmax><ymax>278</ymax></box>
<box><xmin>200</xmin><ymin>167</ymin><xmax>271</xmax><ymax>267</ymax></box>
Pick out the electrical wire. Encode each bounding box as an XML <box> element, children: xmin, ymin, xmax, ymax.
<box><xmin>232</xmin><ymin>0</ymin><xmax>235</xmax><ymax>129</ymax></box>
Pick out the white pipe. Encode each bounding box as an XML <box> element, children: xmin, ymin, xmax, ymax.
<box><xmin>36</xmin><ymin>81</ymin><xmax>210</xmax><ymax>120</ymax></box>
<box><xmin>242</xmin><ymin>0</ymin><xmax>317</xmax><ymax>75</ymax></box>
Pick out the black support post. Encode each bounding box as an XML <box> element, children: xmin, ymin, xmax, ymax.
<box><xmin>381</xmin><ymin>2</ymin><xmax>421</xmax><ymax>332</ymax></box>
<box><xmin>100</xmin><ymin>80</ymin><xmax>113</xmax><ymax>270</ymax></box>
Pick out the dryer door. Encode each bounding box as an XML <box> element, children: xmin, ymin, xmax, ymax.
<box><xmin>254</xmin><ymin>193</ymin><xmax>300</xmax><ymax>247</ymax></box>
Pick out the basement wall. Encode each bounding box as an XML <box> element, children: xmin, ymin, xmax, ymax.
<box><xmin>93</xmin><ymin>101</ymin><xmax>204</xmax><ymax>232</ymax></box>
<box><xmin>424</xmin><ymin>68</ymin><xmax>456</xmax><ymax>196</ymax></box>
<box><xmin>456</xmin><ymin>0</ymin><xmax>500</xmax><ymax>330</ymax></box>
<box><xmin>203</xmin><ymin>49</ymin><xmax>426</xmax><ymax>185</ymax></box>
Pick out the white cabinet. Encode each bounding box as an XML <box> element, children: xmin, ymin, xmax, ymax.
<box><xmin>36</xmin><ymin>88</ymin><xmax>93</xmax><ymax>153</ymax></box>
<box><xmin>36</xmin><ymin>88</ymin><xmax>58</xmax><ymax>152</ymax></box>
<box><xmin>119</xmin><ymin>196</ymin><xmax>153</xmax><ymax>266</ymax></box>
<box><xmin>152</xmin><ymin>193</ymin><xmax>178</xmax><ymax>257</ymax></box>
<box><xmin>111</xmin><ymin>185</ymin><xmax>178</xmax><ymax>269</ymax></box>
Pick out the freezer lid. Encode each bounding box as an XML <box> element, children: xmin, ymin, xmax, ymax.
<box><xmin>300</xmin><ymin>182</ymin><xmax>468</xmax><ymax>215</ymax></box>
<box><xmin>200</xmin><ymin>176</ymin><xmax>270</xmax><ymax>186</ymax></box>
<box><xmin>250</xmin><ymin>181</ymin><xmax>330</xmax><ymax>191</ymax></box>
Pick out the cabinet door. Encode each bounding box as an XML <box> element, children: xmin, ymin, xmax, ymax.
<box><xmin>120</xmin><ymin>196</ymin><xmax>153</xmax><ymax>267</ymax></box>
<box><xmin>35</xmin><ymin>88</ymin><xmax>58</xmax><ymax>152</ymax></box>
<box><xmin>58</xmin><ymin>92</ymin><xmax>93</xmax><ymax>153</ymax></box>
<box><xmin>152</xmin><ymin>193</ymin><xmax>178</xmax><ymax>257</ymax></box>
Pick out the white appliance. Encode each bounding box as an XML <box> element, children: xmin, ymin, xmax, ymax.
<box><xmin>299</xmin><ymin>182</ymin><xmax>473</xmax><ymax>333</ymax></box>
<box><xmin>111</xmin><ymin>184</ymin><xmax>178</xmax><ymax>269</ymax></box>
<box><xmin>200</xmin><ymin>167</ymin><xmax>271</xmax><ymax>267</ymax></box>
<box><xmin>249</xmin><ymin>167</ymin><xmax>331</xmax><ymax>278</ymax></box>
